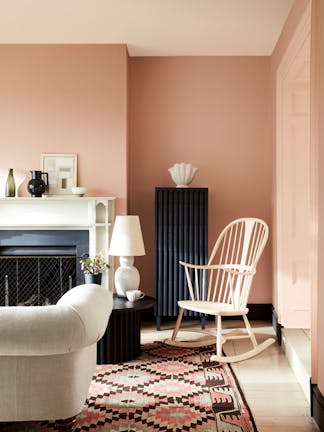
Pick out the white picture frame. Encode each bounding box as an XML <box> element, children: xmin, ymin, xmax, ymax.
<box><xmin>40</xmin><ymin>154</ymin><xmax>77</xmax><ymax>196</ymax></box>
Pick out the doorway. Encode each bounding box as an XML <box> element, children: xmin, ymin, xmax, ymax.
<box><xmin>275</xmin><ymin>2</ymin><xmax>313</xmax><ymax>401</ymax></box>
<box><xmin>275</xmin><ymin>3</ymin><xmax>312</xmax><ymax>330</ymax></box>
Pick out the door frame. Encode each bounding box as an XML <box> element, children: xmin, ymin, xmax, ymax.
<box><xmin>275</xmin><ymin>2</ymin><xmax>314</xmax><ymax>328</ymax></box>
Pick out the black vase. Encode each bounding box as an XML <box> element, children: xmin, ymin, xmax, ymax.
<box><xmin>84</xmin><ymin>273</ymin><xmax>102</xmax><ymax>285</ymax></box>
<box><xmin>27</xmin><ymin>170</ymin><xmax>48</xmax><ymax>197</ymax></box>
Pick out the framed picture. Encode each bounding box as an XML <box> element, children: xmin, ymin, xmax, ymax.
<box><xmin>41</xmin><ymin>154</ymin><xmax>77</xmax><ymax>195</ymax></box>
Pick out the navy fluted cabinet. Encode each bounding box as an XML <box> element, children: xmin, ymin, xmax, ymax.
<box><xmin>155</xmin><ymin>187</ymin><xmax>208</xmax><ymax>330</ymax></box>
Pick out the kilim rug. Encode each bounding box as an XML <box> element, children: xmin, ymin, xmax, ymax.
<box><xmin>3</xmin><ymin>343</ymin><xmax>257</xmax><ymax>432</ymax></box>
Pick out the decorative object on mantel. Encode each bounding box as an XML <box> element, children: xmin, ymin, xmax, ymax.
<box><xmin>80</xmin><ymin>251</ymin><xmax>110</xmax><ymax>285</ymax></box>
<box><xmin>109</xmin><ymin>215</ymin><xmax>146</xmax><ymax>297</ymax></box>
<box><xmin>0</xmin><ymin>168</ymin><xmax>27</xmax><ymax>197</ymax></box>
<box><xmin>72</xmin><ymin>186</ymin><xmax>87</xmax><ymax>197</ymax></box>
<box><xmin>5</xmin><ymin>168</ymin><xmax>15</xmax><ymax>197</ymax></box>
<box><xmin>27</xmin><ymin>170</ymin><xmax>49</xmax><ymax>197</ymax></box>
<box><xmin>168</xmin><ymin>162</ymin><xmax>198</xmax><ymax>187</ymax></box>
<box><xmin>41</xmin><ymin>153</ymin><xmax>77</xmax><ymax>196</ymax></box>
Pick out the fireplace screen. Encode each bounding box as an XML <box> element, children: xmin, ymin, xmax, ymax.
<box><xmin>0</xmin><ymin>256</ymin><xmax>76</xmax><ymax>306</ymax></box>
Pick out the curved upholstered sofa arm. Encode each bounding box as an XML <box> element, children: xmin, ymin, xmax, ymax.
<box><xmin>0</xmin><ymin>284</ymin><xmax>113</xmax><ymax>356</ymax></box>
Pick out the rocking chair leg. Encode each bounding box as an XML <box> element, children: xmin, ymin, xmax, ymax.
<box><xmin>200</xmin><ymin>315</ymin><xmax>206</xmax><ymax>330</ymax></box>
<box><xmin>171</xmin><ymin>307</ymin><xmax>184</xmax><ymax>341</ymax></box>
<box><xmin>216</xmin><ymin>315</ymin><xmax>222</xmax><ymax>356</ymax></box>
<box><xmin>243</xmin><ymin>314</ymin><xmax>257</xmax><ymax>348</ymax></box>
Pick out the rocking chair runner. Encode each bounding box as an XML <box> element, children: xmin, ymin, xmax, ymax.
<box><xmin>165</xmin><ymin>218</ymin><xmax>275</xmax><ymax>363</ymax></box>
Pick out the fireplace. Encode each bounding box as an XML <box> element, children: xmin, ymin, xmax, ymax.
<box><xmin>0</xmin><ymin>230</ymin><xmax>88</xmax><ymax>306</ymax></box>
<box><xmin>0</xmin><ymin>197</ymin><xmax>115</xmax><ymax>304</ymax></box>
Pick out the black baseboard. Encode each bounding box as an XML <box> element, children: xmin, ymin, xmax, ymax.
<box><xmin>311</xmin><ymin>383</ymin><xmax>324</xmax><ymax>430</ymax></box>
<box><xmin>246</xmin><ymin>303</ymin><xmax>273</xmax><ymax>321</ymax></box>
<box><xmin>271</xmin><ymin>308</ymin><xmax>283</xmax><ymax>345</ymax></box>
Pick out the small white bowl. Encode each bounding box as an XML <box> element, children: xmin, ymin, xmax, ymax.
<box><xmin>71</xmin><ymin>186</ymin><xmax>87</xmax><ymax>197</ymax></box>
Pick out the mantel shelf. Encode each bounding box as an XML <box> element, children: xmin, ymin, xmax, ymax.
<box><xmin>0</xmin><ymin>223</ymin><xmax>112</xmax><ymax>229</ymax></box>
<box><xmin>0</xmin><ymin>225</ymin><xmax>100</xmax><ymax>229</ymax></box>
<box><xmin>0</xmin><ymin>196</ymin><xmax>116</xmax><ymax>202</ymax></box>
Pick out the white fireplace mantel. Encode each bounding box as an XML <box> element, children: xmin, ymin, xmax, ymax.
<box><xmin>0</xmin><ymin>196</ymin><xmax>116</xmax><ymax>290</ymax></box>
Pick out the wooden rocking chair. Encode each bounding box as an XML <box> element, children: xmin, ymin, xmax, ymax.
<box><xmin>165</xmin><ymin>218</ymin><xmax>275</xmax><ymax>363</ymax></box>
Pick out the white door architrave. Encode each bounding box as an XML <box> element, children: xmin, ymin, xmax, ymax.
<box><xmin>275</xmin><ymin>3</ymin><xmax>313</xmax><ymax>329</ymax></box>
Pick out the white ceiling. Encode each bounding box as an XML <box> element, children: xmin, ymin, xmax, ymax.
<box><xmin>0</xmin><ymin>0</ymin><xmax>294</xmax><ymax>56</ymax></box>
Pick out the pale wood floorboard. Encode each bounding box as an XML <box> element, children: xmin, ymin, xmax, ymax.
<box><xmin>141</xmin><ymin>319</ymin><xmax>319</xmax><ymax>432</ymax></box>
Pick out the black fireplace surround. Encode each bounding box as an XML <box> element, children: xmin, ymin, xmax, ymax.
<box><xmin>0</xmin><ymin>230</ymin><xmax>89</xmax><ymax>306</ymax></box>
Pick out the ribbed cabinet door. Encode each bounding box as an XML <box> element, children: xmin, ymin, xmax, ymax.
<box><xmin>155</xmin><ymin>188</ymin><xmax>208</xmax><ymax>326</ymax></box>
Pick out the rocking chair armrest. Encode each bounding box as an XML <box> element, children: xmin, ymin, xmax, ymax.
<box><xmin>179</xmin><ymin>261</ymin><xmax>215</xmax><ymax>270</ymax></box>
<box><xmin>219</xmin><ymin>264</ymin><xmax>256</xmax><ymax>276</ymax></box>
<box><xmin>179</xmin><ymin>261</ymin><xmax>255</xmax><ymax>275</ymax></box>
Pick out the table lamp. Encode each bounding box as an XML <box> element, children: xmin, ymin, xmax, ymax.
<box><xmin>108</xmin><ymin>215</ymin><xmax>146</xmax><ymax>297</ymax></box>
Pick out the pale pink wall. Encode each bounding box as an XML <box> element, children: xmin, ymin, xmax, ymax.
<box><xmin>0</xmin><ymin>44</ymin><xmax>128</xmax><ymax>214</ymax></box>
<box><xmin>312</xmin><ymin>0</ymin><xmax>324</xmax><ymax>395</ymax></box>
<box><xmin>129</xmin><ymin>57</ymin><xmax>272</xmax><ymax>301</ymax></box>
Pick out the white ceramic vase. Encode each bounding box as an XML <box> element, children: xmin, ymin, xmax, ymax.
<box><xmin>168</xmin><ymin>163</ymin><xmax>198</xmax><ymax>187</ymax></box>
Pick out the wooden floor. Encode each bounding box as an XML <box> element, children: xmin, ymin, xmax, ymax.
<box><xmin>141</xmin><ymin>319</ymin><xmax>319</xmax><ymax>432</ymax></box>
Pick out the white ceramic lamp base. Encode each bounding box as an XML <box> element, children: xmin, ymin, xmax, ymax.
<box><xmin>114</xmin><ymin>256</ymin><xmax>140</xmax><ymax>297</ymax></box>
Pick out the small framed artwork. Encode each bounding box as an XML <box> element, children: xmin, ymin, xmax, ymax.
<box><xmin>41</xmin><ymin>154</ymin><xmax>77</xmax><ymax>195</ymax></box>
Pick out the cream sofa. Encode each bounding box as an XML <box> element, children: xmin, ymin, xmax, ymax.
<box><xmin>0</xmin><ymin>283</ymin><xmax>112</xmax><ymax>426</ymax></box>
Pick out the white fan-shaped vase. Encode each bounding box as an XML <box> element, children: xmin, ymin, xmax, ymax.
<box><xmin>168</xmin><ymin>163</ymin><xmax>198</xmax><ymax>188</ymax></box>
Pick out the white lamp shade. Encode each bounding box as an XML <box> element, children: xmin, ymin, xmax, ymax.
<box><xmin>109</xmin><ymin>215</ymin><xmax>145</xmax><ymax>257</ymax></box>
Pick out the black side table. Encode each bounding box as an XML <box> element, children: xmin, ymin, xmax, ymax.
<box><xmin>97</xmin><ymin>295</ymin><xmax>155</xmax><ymax>364</ymax></box>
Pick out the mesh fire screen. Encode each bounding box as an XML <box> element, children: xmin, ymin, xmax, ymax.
<box><xmin>0</xmin><ymin>256</ymin><xmax>76</xmax><ymax>306</ymax></box>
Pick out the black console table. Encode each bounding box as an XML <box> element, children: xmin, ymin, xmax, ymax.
<box><xmin>97</xmin><ymin>295</ymin><xmax>155</xmax><ymax>364</ymax></box>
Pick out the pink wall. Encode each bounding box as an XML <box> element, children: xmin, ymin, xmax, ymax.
<box><xmin>312</xmin><ymin>0</ymin><xmax>324</xmax><ymax>395</ymax></box>
<box><xmin>0</xmin><ymin>44</ymin><xmax>128</xmax><ymax>214</ymax></box>
<box><xmin>129</xmin><ymin>57</ymin><xmax>272</xmax><ymax>300</ymax></box>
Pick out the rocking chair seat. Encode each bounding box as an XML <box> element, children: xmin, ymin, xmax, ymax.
<box><xmin>178</xmin><ymin>300</ymin><xmax>249</xmax><ymax>316</ymax></box>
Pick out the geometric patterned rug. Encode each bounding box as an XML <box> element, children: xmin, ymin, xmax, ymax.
<box><xmin>3</xmin><ymin>343</ymin><xmax>257</xmax><ymax>431</ymax></box>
